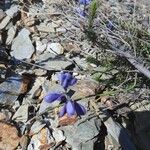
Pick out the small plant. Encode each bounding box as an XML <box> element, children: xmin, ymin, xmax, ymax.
<box><xmin>86</xmin><ymin>0</ymin><xmax>98</xmax><ymax>41</ymax></box>
<box><xmin>88</xmin><ymin>0</ymin><xmax>98</xmax><ymax>29</ymax></box>
<box><xmin>44</xmin><ymin>72</ymin><xmax>86</xmax><ymax>117</ymax></box>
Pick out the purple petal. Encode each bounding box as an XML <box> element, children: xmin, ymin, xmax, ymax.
<box><xmin>58</xmin><ymin>72</ymin><xmax>66</xmax><ymax>85</ymax></box>
<box><xmin>66</xmin><ymin>100</ymin><xmax>76</xmax><ymax>116</ymax></box>
<box><xmin>69</xmin><ymin>78</ymin><xmax>77</xmax><ymax>86</ymax></box>
<box><xmin>79</xmin><ymin>0</ymin><xmax>91</xmax><ymax>5</ymax></box>
<box><xmin>59</xmin><ymin>104</ymin><xmax>66</xmax><ymax>117</ymax></box>
<box><xmin>44</xmin><ymin>93</ymin><xmax>62</xmax><ymax>103</ymax></box>
<box><xmin>62</xmin><ymin>78</ymin><xmax>69</xmax><ymax>89</ymax></box>
<box><xmin>74</xmin><ymin>102</ymin><xmax>86</xmax><ymax>115</ymax></box>
<box><xmin>64</xmin><ymin>73</ymin><xmax>72</xmax><ymax>81</ymax></box>
<box><xmin>62</xmin><ymin>73</ymin><xmax>72</xmax><ymax>89</ymax></box>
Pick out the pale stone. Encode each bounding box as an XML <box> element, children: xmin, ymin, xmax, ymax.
<box><xmin>46</xmin><ymin>43</ymin><xmax>64</xmax><ymax>55</ymax></box>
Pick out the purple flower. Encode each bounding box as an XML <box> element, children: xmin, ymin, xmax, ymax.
<box><xmin>58</xmin><ymin>72</ymin><xmax>77</xmax><ymax>90</ymax></box>
<box><xmin>79</xmin><ymin>0</ymin><xmax>91</xmax><ymax>5</ymax></box>
<box><xmin>59</xmin><ymin>100</ymin><xmax>86</xmax><ymax>117</ymax></box>
<box><xmin>44</xmin><ymin>92</ymin><xmax>64</xmax><ymax>103</ymax></box>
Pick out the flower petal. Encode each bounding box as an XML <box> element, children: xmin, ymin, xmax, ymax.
<box><xmin>74</xmin><ymin>102</ymin><xmax>86</xmax><ymax>115</ymax></box>
<box><xmin>66</xmin><ymin>100</ymin><xmax>76</xmax><ymax>116</ymax></box>
<box><xmin>44</xmin><ymin>93</ymin><xmax>62</xmax><ymax>103</ymax></box>
<box><xmin>62</xmin><ymin>73</ymin><xmax>72</xmax><ymax>89</ymax></box>
<box><xmin>59</xmin><ymin>104</ymin><xmax>66</xmax><ymax>117</ymax></box>
<box><xmin>69</xmin><ymin>78</ymin><xmax>77</xmax><ymax>86</ymax></box>
<box><xmin>64</xmin><ymin>73</ymin><xmax>72</xmax><ymax>81</ymax></box>
<box><xmin>62</xmin><ymin>78</ymin><xmax>69</xmax><ymax>89</ymax></box>
<box><xmin>79</xmin><ymin>0</ymin><xmax>90</xmax><ymax>5</ymax></box>
<box><xmin>58</xmin><ymin>72</ymin><xmax>66</xmax><ymax>84</ymax></box>
<box><xmin>58</xmin><ymin>72</ymin><xmax>77</xmax><ymax>89</ymax></box>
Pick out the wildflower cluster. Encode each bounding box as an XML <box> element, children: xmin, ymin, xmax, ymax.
<box><xmin>44</xmin><ymin>72</ymin><xmax>86</xmax><ymax>117</ymax></box>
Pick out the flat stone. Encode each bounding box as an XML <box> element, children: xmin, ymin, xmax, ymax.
<box><xmin>46</xmin><ymin>43</ymin><xmax>64</xmax><ymax>55</ymax></box>
<box><xmin>36</xmin><ymin>40</ymin><xmax>47</xmax><ymax>54</ymax></box>
<box><xmin>0</xmin><ymin>74</ymin><xmax>28</xmax><ymax>105</ymax></box>
<box><xmin>12</xmin><ymin>104</ymin><xmax>29</xmax><ymax>122</ymax></box>
<box><xmin>56</xmin><ymin>27</ymin><xmax>67</xmax><ymax>34</ymax></box>
<box><xmin>60</xmin><ymin>111</ymin><xmax>101</xmax><ymax>150</ymax></box>
<box><xmin>38</xmin><ymin>100</ymin><xmax>54</xmax><ymax>114</ymax></box>
<box><xmin>73</xmin><ymin>57</ymin><xmax>88</xmax><ymax>69</ymax></box>
<box><xmin>0</xmin><ymin>9</ymin><xmax>6</xmax><ymax>21</ymax></box>
<box><xmin>5</xmin><ymin>5</ymin><xmax>19</xmax><ymax>18</ymax></box>
<box><xmin>29</xmin><ymin>121</ymin><xmax>46</xmax><ymax>136</ymax></box>
<box><xmin>42</xmin><ymin>81</ymin><xmax>65</xmax><ymax>95</ymax></box>
<box><xmin>34</xmin><ymin>68</ymin><xmax>47</xmax><ymax>76</ymax></box>
<box><xmin>6</xmin><ymin>26</ymin><xmax>17</xmax><ymax>45</ymax></box>
<box><xmin>0</xmin><ymin>15</ymin><xmax>11</xmax><ymax>30</ymax></box>
<box><xmin>52</xmin><ymin>128</ymin><xmax>66</xmax><ymax>144</ymax></box>
<box><xmin>11</xmin><ymin>28</ymin><xmax>35</xmax><ymax>60</ymax></box>
<box><xmin>28</xmin><ymin>77</ymin><xmax>46</xmax><ymax>102</ymax></box>
<box><xmin>0</xmin><ymin>5</ymin><xmax>18</xmax><ymax>30</ymax></box>
<box><xmin>35</xmin><ymin>52</ymin><xmax>73</xmax><ymax>70</ymax></box>
<box><xmin>36</xmin><ymin>25</ymin><xmax>55</xmax><ymax>33</ymax></box>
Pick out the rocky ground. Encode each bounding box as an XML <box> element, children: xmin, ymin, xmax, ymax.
<box><xmin>0</xmin><ymin>0</ymin><xmax>150</xmax><ymax>150</ymax></box>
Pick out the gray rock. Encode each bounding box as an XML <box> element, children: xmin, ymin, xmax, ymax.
<box><xmin>35</xmin><ymin>52</ymin><xmax>73</xmax><ymax>71</ymax></box>
<box><xmin>36</xmin><ymin>40</ymin><xmax>47</xmax><ymax>54</ymax></box>
<box><xmin>0</xmin><ymin>5</ymin><xmax>19</xmax><ymax>30</ymax></box>
<box><xmin>36</xmin><ymin>25</ymin><xmax>55</xmax><ymax>33</ymax></box>
<box><xmin>0</xmin><ymin>75</ymin><xmax>24</xmax><ymax>105</ymax></box>
<box><xmin>30</xmin><ymin>121</ymin><xmax>46</xmax><ymax>135</ymax></box>
<box><xmin>28</xmin><ymin>77</ymin><xmax>45</xmax><ymax>101</ymax></box>
<box><xmin>34</xmin><ymin>68</ymin><xmax>47</xmax><ymax>76</ymax></box>
<box><xmin>0</xmin><ymin>15</ymin><xmax>11</xmax><ymax>30</ymax></box>
<box><xmin>5</xmin><ymin>5</ymin><xmax>19</xmax><ymax>18</ymax></box>
<box><xmin>52</xmin><ymin>128</ymin><xmax>66</xmax><ymax>144</ymax></box>
<box><xmin>56</xmin><ymin>27</ymin><xmax>67</xmax><ymax>33</ymax></box>
<box><xmin>0</xmin><ymin>9</ymin><xmax>6</xmax><ymax>21</ymax></box>
<box><xmin>12</xmin><ymin>104</ymin><xmax>29</xmax><ymax>122</ymax></box>
<box><xmin>11</xmin><ymin>28</ymin><xmax>35</xmax><ymax>60</ymax></box>
<box><xmin>42</xmin><ymin>81</ymin><xmax>65</xmax><ymax>95</ymax></box>
<box><xmin>38</xmin><ymin>100</ymin><xmax>54</xmax><ymax>114</ymax></box>
<box><xmin>6</xmin><ymin>26</ymin><xmax>17</xmax><ymax>45</ymax></box>
<box><xmin>73</xmin><ymin>57</ymin><xmax>88</xmax><ymax>70</ymax></box>
<box><xmin>60</xmin><ymin>112</ymin><xmax>101</xmax><ymax>150</ymax></box>
<box><xmin>46</xmin><ymin>43</ymin><xmax>64</xmax><ymax>55</ymax></box>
